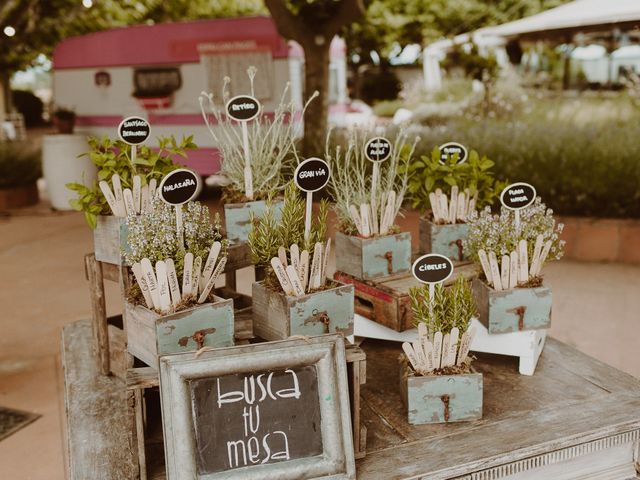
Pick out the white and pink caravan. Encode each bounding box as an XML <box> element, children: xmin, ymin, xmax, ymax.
<box><xmin>52</xmin><ymin>16</ymin><xmax>347</xmax><ymax>176</ymax></box>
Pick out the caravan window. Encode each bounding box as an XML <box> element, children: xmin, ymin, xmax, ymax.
<box><xmin>200</xmin><ymin>49</ymin><xmax>274</xmax><ymax>100</ymax></box>
<box><xmin>133</xmin><ymin>67</ymin><xmax>182</xmax><ymax>98</ymax></box>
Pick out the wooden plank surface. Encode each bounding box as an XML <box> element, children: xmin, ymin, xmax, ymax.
<box><xmin>63</xmin><ymin>320</ymin><xmax>640</xmax><ymax>480</ymax></box>
<box><xmin>61</xmin><ymin>321</ymin><xmax>139</xmax><ymax>480</ymax></box>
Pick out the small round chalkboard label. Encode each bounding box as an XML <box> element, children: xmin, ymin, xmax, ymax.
<box><xmin>158</xmin><ymin>169</ymin><xmax>200</xmax><ymax>206</ymax></box>
<box><xmin>500</xmin><ymin>182</ymin><xmax>536</xmax><ymax>210</ymax></box>
<box><xmin>294</xmin><ymin>158</ymin><xmax>330</xmax><ymax>193</ymax></box>
<box><xmin>225</xmin><ymin>95</ymin><xmax>261</xmax><ymax>122</ymax></box>
<box><xmin>364</xmin><ymin>137</ymin><xmax>392</xmax><ymax>163</ymax></box>
<box><xmin>412</xmin><ymin>254</ymin><xmax>454</xmax><ymax>284</ymax></box>
<box><xmin>439</xmin><ymin>142</ymin><xmax>468</xmax><ymax>164</ymax></box>
<box><xmin>118</xmin><ymin>116</ymin><xmax>150</xmax><ymax>146</ymax></box>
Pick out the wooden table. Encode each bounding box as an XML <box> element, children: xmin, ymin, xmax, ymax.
<box><xmin>61</xmin><ymin>320</ymin><xmax>640</xmax><ymax>479</ymax></box>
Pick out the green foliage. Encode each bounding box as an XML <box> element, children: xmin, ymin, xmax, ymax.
<box><xmin>445</xmin><ymin>43</ymin><xmax>499</xmax><ymax>82</ymax></box>
<box><xmin>66</xmin><ymin>135</ymin><xmax>195</xmax><ymax>229</ymax></box>
<box><xmin>0</xmin><ymin>142</ymin><xmax>41</xmax><ymax>188</ymax></box>
<box><xmin>124</xmin><ymin>197</ymin><xmax>225</xmax><ymax>276</ymax></box>
<box><xmin>406</xmin><ymin>147</ymin><xmax>507</xmax><ymax>213</ymax></box>
<box><xmin>409</xmin><ymin>277</ymin><xmax>476</xmax><ymax>336</ymax></box>
<box><xmin>248</xmin><ymin>181</ymin><xmax>328</xmax><ymax>291</ymax></box>
<box><xmin>372</xmin><ymin>99</ymin><xmax>405</xmax><ymax>118</ymax></box>
<box><xmin>359</xmin><ymin>67</ymin><xmax>401</xmax><ymax>104</ymax></box>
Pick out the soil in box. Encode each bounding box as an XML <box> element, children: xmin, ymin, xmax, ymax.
<box><xmin>472</xmin><ymin>278</ymin><xmax>552</xmax><ymax>334</ymax></box>
<box><xmin>335</xmin><ymin>231</ymin><xmax>411</xmax><ymax>280</ymax></box>
<box><xmin>252</xmin><ymin>281</ymin><xmax>354</xmax><ymax>341</ymax></box>
<box><xmin>400</xmin><ymin>362</ymin><xmax>483</xmax><ymax>425</ymax></box>
<box><xmin>124</xmin><ymin>297</ymin><xmax>234</xmax><ymax>367</ymax></box>
<box><xmin>224</xmin><ymin>200</ymin><xmax>283</xmax><ymax>244</ymax></box>
<box><xmin>94</xmin><ymin>215</ymin><xmax>131</xmax><ymax>265</ymax></box>
<box><xmin>419</xmin><ymin>217</ymin><xmax>470</xmax><ymax>263</ymax></box>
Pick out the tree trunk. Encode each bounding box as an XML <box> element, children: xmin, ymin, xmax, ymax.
<box><xmin>301</xmin><ymin>40</ymin><xmax>331</xmax><ymax>157</ymax></box>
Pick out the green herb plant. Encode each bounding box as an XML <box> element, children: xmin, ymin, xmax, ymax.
<box><xmin>67</xmin><ymin>135</ymin><xmax>196</xmax><ymax>228</ymax></box>
<box><xmin>248</xmin><ymin>181</ymin><xmax>328</xmax><ymax>292</ymax></box>
<box><xmin>406</xmin><ymin>147</ymin><xmax>507</xmax><ymax>214</ymax></box>
<box><xmin>0</xmin><ymin>142</ymin><xmax>41</xmax><ymax>189</ymax></box>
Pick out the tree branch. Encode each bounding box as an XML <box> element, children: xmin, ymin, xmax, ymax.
<box><xmin>325</xmin><ymin>0</ymin><xmax>365</xmax><ymax>38</ymax></box>
<box><xmin>263</xmin><ymin>0</ymin><xmax>305</xmax><ymax>42</ymax></box>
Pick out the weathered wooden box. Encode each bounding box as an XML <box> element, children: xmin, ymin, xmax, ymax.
<box><xmin>94</xmin><ymin>215</ymin><xmax>131</xmax><ymax>265</ymax></box>
<box><xmin>472</xmin><ymin>278</ymin><xmax>552</xmax><ymax>334</ymax></box>
<box><xmin>335</xmin><ymin>231</ymin><xmax>411</xmax><ymax>280</ymax></box>
<box><xmin>334</xmin><ymin>263</ymin><xmax>479</xmax><ymax>332</ymax></box>
<box><xmin>400</xmin><ymin>361</ymin><xmax>483</xmax><ymax>424</ymax></box>
<box><xmin>419</xmin><ymin>216</ymin><xmax>470</xmax><ymax>263</ymax></box>
<box><xmin>124</xmin><ymin>297</ymin><xmax>234</xmax><ymax>368</ymax></box>
<box><xmin>252</xmin><ymin>281</ymin><xmax>354</xmax><ymax>341</ymax></box>
<box><xmin>224</xmin><ymin>199</ymin><xmax>283</xmax><ymax>244</ymax></box>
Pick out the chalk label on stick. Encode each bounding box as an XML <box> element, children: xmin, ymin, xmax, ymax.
<box><xmin>412</xmin><ymin>254</ymin><xmax>454</xmax><ymax>284</ymax></box>
<box><xmin>500</xmin><ymin>182</ymin><xmax>536</xmax><ymax>210</ymax></box>
<box><xmin>118</xmin><ymin>116</ymin><xmax>150</xmax><ymax>146</ymax></box>
<box><xmin>364</xmin><ymin>137</ymin><xmax>392</xmax><ymax>162</ymax></box>
<box><xmin>158</xmin><ymin>169</ymin><xmax>200</xmax><ymax>205</ymax></box>
<box><xmin>294</xmin><ymin>158</ymin><xmax>330</xmax><ymax>193</ymax></box>
<box><xmin>439</xmin><ymin>142</ymin><xmax>468</xmax><ymax>164</ymax></box>
<box><xmin>225</xmin><ymin>95</ymin><xmax>260</xmax><ymax>122</ymax></box>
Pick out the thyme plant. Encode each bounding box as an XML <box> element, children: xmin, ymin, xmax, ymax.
<box><xmin>409</xmin><ymin>277</ymin><xmax>476</xmax><ymax>336</ymax></box>
<box><xmin>199</xmin><ymin>66</ymin><xmax>318</xmax><ymax>203</ymax></box>
<box><xmin>326</xmin><ymin>128</ymin><xmax>418</xmax><ymax>235</ymax></box>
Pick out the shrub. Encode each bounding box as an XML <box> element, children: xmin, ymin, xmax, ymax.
<box><xmin>360</xmin><ymin>67</ymin><xmax>401</xmax><ymax>105</ymax></box>
<box><xmin>11</xmin><ymin>90</ymin><xmax>44</xmax><ymax>127</ymax></box>
<box><xmin>0</xmin><ymin>142</ymin><xmax>41</xmax><ymax>188</ymax></box>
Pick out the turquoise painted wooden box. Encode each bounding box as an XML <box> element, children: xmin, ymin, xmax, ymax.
<box><xmin>94</xmin><ymin>215</ymin><xmax>132</xmax><ymax>265</ymax></box>
<box><xmin>224</xmin><ymin>199</ymin><xmax>284</xmax><ymax>244</ymax></box>
<box><xmin>400</xmin><ymin>361</ymin><xmax>483</xmax><ymax>425</ymax></box>
<box><xmin>124</xmin><ymin>296</ymin><xmax>234</xmax><ymax>368</ymax></box>
<box><xmin>419</xmin><ymin>217</ymin><xmax>470</xmax><ymax>263</ymax></box>
<box><xmin>335</xmin><ymin>231</ymin><xmax>412</xmax><ymax>280</ymax></box>
<box><xmin>472</xmin><ymin>278</ymin><xmax>552</xmax><ymax>334</ymax></box>
<box><xmin>252</xmin><ymin>281</ymin><xmax>355</xmax><ymax>341</ymax></box>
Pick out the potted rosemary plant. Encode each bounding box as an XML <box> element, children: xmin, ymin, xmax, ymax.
<box><xmin>463</xmin><ymin>197</ymin><xmax>565</xmax><ymax>334</ymax></box>
<box><xmin>248</xmin><ymin>182</ymin><xmax>354</xmax><ymax>341</ymax></box>
<box><xmin>199</xmin><ymin>67</ymin><xmax>317</xmax><ymax>243</ymax></box>
<box><xmin>67</xmin><ymin>135</ymin><xmax>195</xmax><ymax>264</ymax></box>
<box><xmin>407</xmin><ymin>147</ymin><xmax>506</xmax><ymax>262</ymax></box>
<box><xmin>401</xmin><ymin>277</ymin><xmax>482</xmax><ymax>424</ymax></box>
<box><xmin>123</xmin><ymin>196</ymin><xmax>234</xmax><ymax>367</ymax></box>
<box><xmin>327</xmin><ymin>129</ymin><xmax>419</xmax><ymax>280</ymax></box>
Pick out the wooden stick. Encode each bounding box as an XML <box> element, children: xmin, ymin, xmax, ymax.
<box><xmin>402</xmin><ymin>342</ymin><xmax>421</xmax><ymax>374</ymax></box>
<box><xmin>371</xmin><ymin>162</ymin><xmax>380</xmax><ymax>235</ymax></box>
<box><xmin>286</xmin><ymin>265</ymin><xmax>305</xmax><ymax>296</ymax></box>
<box><xmin>148</xmin><ymin>178</ymin><xmax>157</xmax><ymax>201</ymax></box>
<box><xmin>448</xmin><ymin>327</ymin><xmax>460</xmax><ymax>367</ymax></box>
<box><xmin>509</xmin><ymin>250</ymin><xmax>519</xmax><ymax>289</ymax></box>
<box><xmin>181</xmin><ymin>252</ymin><xmax>194</xmax><ymax>299</ymax></box>
<box><xmin>478</xmin><ymin>249</ymin><xmax>493</xmax><ymax>285</ymax></box>
<box><xmin>175</xmin><ymin>206</ymin><xmax>184</xmax><ymax>247</ymax></box>
<box><xmin>439</xmin><ymin>193</ymin><xmax>449</xmax><ymax>223</ymax></box>
<box><xmin>165</xmin><ymin>258</ymin><xmax>181</xmax><ymax>309</ymax></box>
<box><xmin>271</xmin><ymin>257</ymin><xmax>294</xmax><ymax>295</ymax></box>
<box><xmin>140</xmin><ymin>184</ymin><xmax>149</xmax><ymax>215</ymax></box>
<box><xmin>429</xmin><ymin>192</ymin><xmax>440</xmax><ymax>222</ymax></box>
<box><xmin>449</xmin><ymin>186</ymin><xmax>459</xmax><ymax>224</ymax></box>
<box><xmin>536</xmin><ymin>240</ymin><xmax>553</xmax><ymax>275</ymax></box>
<box><xmin>123</xmin><ymin>188</ymin><xmax>135</xmax><ymax>217</ymax></box>
<box><xmin>133</xmin><ymin>175</ymin><xmax>141</xmax><ymax>214</ymax></box>
<box><xmin>201</xmin><ymin>241</ymin><xmax>222</xmax><ymax>287</ymax></box>
<box><xmin>413</xmin><ymin>339</ymin><xmax>428</xmax><ymax>372</ymax></box>
<box><xmin>501</xmin><ymin>255</ymin><xmax>510</xmax><ymax>291</ymax></box>
<box><xmin>290</xmin><ymin>243</ymin><xmax>300</xmax><ymax>275</ymax></box>
<box><xmin>441</xmin><ymin>333</ymin><xmax>451</xmax><ymax>367</ymax></box>
<box><xmin>131</xmin><ymin>262</ymin><xmax>153</xmax><ymax>308</ymax></box>
<box><xmin>321</xmin><ymin>239</ymin><xmax>331</xmax><ymax>287</ymax></box>
<box><xmin>380</xmin><ymin>190</ymin><xmax>396</xmax><ymax>235</ymax></box>
<box><xmin>457</xmin><ymin>328</ymin><xmax>473</xmax><ymax>365</ymax></box>
<box><xmin>111</xmin><ymin>174</ymin><xmax>125</xmax><ymax>217</ymax></box>
<box><xmin>140</xmin><ymin>258</ymin><xmax>160</xmax><ymax>310</ymax></box>
<box><xmin>309</xmin><ymin>242</ymin><xmax>323</xmax><ymax>290</ymax></box>
<box><xmin>349</xmin><ymin>205</ymin><xmax>363</xmax><ymax>235</ymax></box>
<box><xmin>433</xmin><ymin>331</ymin><xmax>443</xmax><ymax>369</ymax></box>
<box><xmin>489</xmin><ymin>251</ymin><xmax>503</xmax><ymax>291</ymax></box>
<box><xmin>457</xmin><ymin>191</ymin><xmax>466</xmax><ymax>221</ymax></box>
<box><xmin>99</xmin><ymin>181</ymin><xmax>120</xmax><ymax>216</ymax></box>
<box><xmin>530</xmin><ymin>234</ymin><xmax>545</xmax><ymax>277</ymax></box>
<box><xmin>192</xmin><ymin>256</ymin><xmax>202</xmax><ymax>297</ymax></box>
<box><xmin>197</xmin><ymin>256</ymin><xmax>227</xmax><ymax>304</ymax></box>
<box><xmin>241</xmin><ymin>121</ymin><xmax>253</xmax><ymax>200</ymax></box>
<box><xmin>155</xmin><ymin>260</ymin><xmax>172</xmax><ymax>314</ymax></box>
<box><xmin>304</xmin><ymin>191</ymin><xmax>313</xmax><ymax>241</ymax></box>
<box><xmin>299</xmin><ymin>250</ymin><xmax>310</xmax><ymax>292</ymax></box>
<box><xmin>423</xmin><ymin>338</ymin><xmax>434</xmax><ymax>373</ymax></box>
<box><xmin>360</xmin><ymin>203</ymin><xmax>371</xmax><ymax>238</ymax></box>
<box><xmin>278</xmin><ymin>246</ymin><xmax>288</xmax><ymax>267</ymax></box>
<box><xmin>518</xmin><ymin>239</ymin><xmax>529</xmax><ymax>284</ymax></box>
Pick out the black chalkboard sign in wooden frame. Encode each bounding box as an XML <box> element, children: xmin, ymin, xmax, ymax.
<box><xmin>159</xmin><ymin>334</ymin><xmax>355</xmax><ymax>480</ymax></box>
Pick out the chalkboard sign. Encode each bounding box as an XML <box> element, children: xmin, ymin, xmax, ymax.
<box><xmin>294</xmin><ymin>158</ymin><xmax>331</xmax><ymax>193</ymax></box>
<box><xmin>500</xmin><ymin>182</ymin><xmax>536</xmax><ymax>210</ymax></box>
<box><xmin>190</xmin><ymin>366</ymin><xmax>323</xmax><ymax>474</ymax></box>
<box><xmin>158</xmin><ymin>169</ymin><xmax>200</xmax><ymax>206</ymax></box>
<box><xmin>226</xmin><ymin>95</ymin><xmax>261</xmax><ymax>122</ymax></box>
<box><xmin>412</xmin><ymin>254</ymin><xmax>454</xmax><ymax>284</ymax></box>
<box><xmin>118</xmin><ymin>116</ymin><xmax>150</xmax><ymax>145</ymax></box>
<box><xmin>439</xmin><ymin>142</ymin><xmax>468</xmax><ymax>164</ymax></box>
<box><xmin>364</xmin><ymin>137</ymin><xmax>392</xmax><ymax>163</ymax></box>
<box><xmin>159</xmin><ymin>334</ymin><xmax>355</xmax><ymax>480</ymax></box>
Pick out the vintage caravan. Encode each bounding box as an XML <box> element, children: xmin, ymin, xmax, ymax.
<box><xmin>52</xmin><ymin>16</ymin><xmax>347</xmax><ymax>176</ymax></box>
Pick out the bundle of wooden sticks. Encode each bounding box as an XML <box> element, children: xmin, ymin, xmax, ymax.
<box><xmin>477</xmin><ymin>234</ymin><xmax>552</xmax><ymax>291</ymax></box>
<box><xmin>270</xmin><ymin>240</ymin><xmax>331</xmax><ymax>296</ymax></box>
<box><xmin>402</xmin><ymin>323</ymin><xmax>475</xmax><ymax>376</ymax></box>
<box><xmin>131</xmin><ymin>241</ymin><xmax>227</xmax><ymax>314</ymax></box>
<box><xmin>429</xmin><ymin>186</ymin><xmax>477</xmax><ymax>224</ymax></box>
<box><xmin>348</xmin><ymin>190</ymin><xmax>397</xmax><ymax>237</ymax></box>
<box><xmin>99</xmin><ymin>173</ymin><xmax>157</xmax><ymax>217</ymax></box>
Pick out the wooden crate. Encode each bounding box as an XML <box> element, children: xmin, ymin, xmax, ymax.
<box><xmin>400</xmin><ymin>360</ymin><xmax>483</xmax><ymax>425</ymax></box>
<box><xmin>94</xmin><ymin>215</ymin><xmax>131</xmax><ymax>266</ymax></box>
<box><xmin>125</xmin><ymin>297</ymin><xmax>234</xmax><ymax>368</ymax></box>
<box><xmin>252</xmin><ymin>281</ymin><xmax>354</xmax><ymax>341</ymax></box>
<box><xmin>472</xmin><ymin>278</ymin><xmax>552</xmax><ymax>334</ymax></box>
<box><xmin>419</xmin><ymin>216</ymin><xmax>470</xmax><ymax>263</ymax></box>
<box><xmin>334</xmin><ymin>263</ymin><xmax>479</xmax><ymax>332</ymax></box>
<box><xmin>335</xmin><ymin>231</ymin><xmax>412</xmax><ymax>280</ymax></box>
<box><xmin>224</xmin><ymin>199</ymin><xmax>283</xmax><ymax>244</ymax></box>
